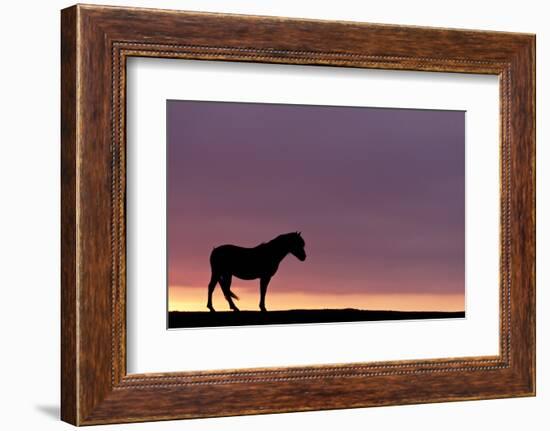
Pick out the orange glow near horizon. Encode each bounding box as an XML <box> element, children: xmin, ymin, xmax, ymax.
<box><xmin>169</xmin><ymin>285</ymin><xmax>465</xmax><ymax>313</ymax></box>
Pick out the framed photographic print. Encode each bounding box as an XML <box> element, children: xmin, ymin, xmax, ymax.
<box><xmin>61</xmin><ymin>4</ymin><xmax>536</xmax><ymax>425</ymax></box>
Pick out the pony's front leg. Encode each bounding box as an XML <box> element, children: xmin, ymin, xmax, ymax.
<box><xmin>259</xmin><ymin>276</ymin><xmax>271</xmax><ymax>312</ymax></box>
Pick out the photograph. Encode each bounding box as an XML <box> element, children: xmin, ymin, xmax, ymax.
<box><xmin>167</xmin><ymin>100</ymin><xmax>466</xmax><ymax>328</ymax></box>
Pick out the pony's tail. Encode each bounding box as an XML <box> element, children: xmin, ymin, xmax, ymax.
<box><xmin>220</xmin><ymin>284</ymin><xmax>239</xmax><ymax>301</ymax></box>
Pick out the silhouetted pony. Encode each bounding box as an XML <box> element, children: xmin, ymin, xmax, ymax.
<box><xmin>207</xmin><ymin>232</ymin><xmax>306</xmax><ymax>312</ymax></box>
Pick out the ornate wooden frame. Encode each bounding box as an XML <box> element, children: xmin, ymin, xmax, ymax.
<box><xmin>61</xmin><ymin>4</ymin><xmax>535</xmax><ymax>425</ymax></box>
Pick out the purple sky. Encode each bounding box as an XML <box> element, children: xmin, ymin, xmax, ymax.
<box><xmin>167</xmin><ymin>100</ymin><xmax>465</xmax><ymax>298</ymax></box>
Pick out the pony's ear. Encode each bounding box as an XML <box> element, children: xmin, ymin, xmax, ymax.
<box><xmin>297</xmin><ymin>231</ymin><xmax>302</xmax><ymax>236</ymax></box>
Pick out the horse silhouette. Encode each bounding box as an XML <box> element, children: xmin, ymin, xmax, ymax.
<box><xmin>207</xmin><ymin>232</ymin><xmax>306</xmax><ymax>312</ymax></box>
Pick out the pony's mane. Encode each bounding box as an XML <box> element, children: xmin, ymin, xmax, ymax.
<box><xmin>268</xmin><ymin>232</ymin><xmax>304</xmax><ymax>247</ymax></box>
<box><xmin>273</xmin><ymin>232</ymin><xmax>299</xmax><ymax>241</ymax></box>
<box><xmin>253</xmin><ymin>232</ymin><xmax>303</xmax><ymax>250</ymax></box>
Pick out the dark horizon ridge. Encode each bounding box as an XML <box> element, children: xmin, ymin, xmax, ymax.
<box><xmin>168</xmin><ymin>309</ymin><xmax>465</xmax><ymax>329</ymax></box>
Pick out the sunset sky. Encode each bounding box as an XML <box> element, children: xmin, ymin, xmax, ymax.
<box><xmin>167</xmin><ymin>100</ymin><xmax>465</xmax><ymax>312</ymax></box>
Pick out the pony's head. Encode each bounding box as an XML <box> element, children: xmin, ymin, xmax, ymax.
<box><xmin>286</xmin><ymin>231</ymin><xmax>306</xmax><ymax>261</ymax></box>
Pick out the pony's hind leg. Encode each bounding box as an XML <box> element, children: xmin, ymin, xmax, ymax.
<box><xmin>219</xmin><ymin>275</ymin><xmax>240</xmax><ymax>312</ymax></box>
<box><xmin>207</xmin><ymin>272</ymin><xmax>219</xmax><ymax>312</ymax></box>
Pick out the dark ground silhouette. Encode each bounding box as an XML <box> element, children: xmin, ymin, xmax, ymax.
<box><xmin>168</xmin><ymin>309</ymin><xmax>465</xmax><ymax>329</ymax></box>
